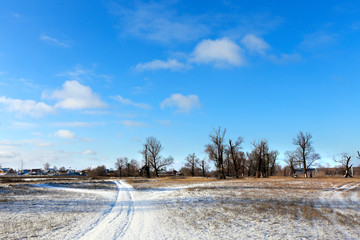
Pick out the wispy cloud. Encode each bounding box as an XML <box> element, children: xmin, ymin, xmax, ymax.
<box><xmin>122</xmin><ymin>120</ymin><xmax>148</xmax><ymax>128</ymax></box>
<box><xmin>40</xmin><ymin>34</ymin><xmax>70</xmax><ymax>48</ymax></box>
<box><xmin>11</xmin><ymin>12</ymin><xmax>23</xmax><ymax>18</ymax></box>
<box><xmin>112</xmin><ymin>95</ymin><xmax>151</xmax><ymax>109</ymax></box>
<box><xmin>54</xmin><ymin>129</ymin><xmax>76</xmax><ymax>139</ymax></box>
<box><xmin>241</xmin><ymin>34</ymin><xmax>270</xmax><ymax>55</ymax></box>
<box><xmin>30</xmin><ymin>140</ymin><xmax>52</xmax><ymax>148</ymax></box>
<box><xmin>43</xmin><ymin>80</ymin><xmax>107</xmax><ymax>110</ymax></box>
<box><xmin>57</xmin><ymin>65</ymin><xmax>92</xmax><ymax>80</ymax></box>
<box><xmin>0</xmin><ymin>96</ymin><xmax>55</xmax><ymax>117</ymax></box>
<box><xmin>0</xmin><ymin>139</ymin><xmax>52</xmax><ymax>148</ymax></box>
<box><xmin>268</xmin><ymin>53</ymin><xmax>302</xmax><ymax>64</ymax></box>
<box><xmin>158</xmin><ymin>120</ymin><xmax>172</xmax><ymax>126</ymax></box>
<box><xmin>51</xmin><ymin>122</ymin><xmax>105</xmax><ymax>127</ymax></box>
<box><xmin>190</xmin><ymin>38</ymin><xmax>244</xmax><ymax>67</ymax></box>
<box><xmin>135</xmin><ymin>59</ymin><xmax>189</xmax><ymax>72</ymax></box>
<box><xmin>0</xmin><ymin>150</ymin><xmax>18</xmax><ymax>159</ymax></box>
<box><xmin>299</xmin><ymin>32</ymin><xmax>336</xmax><ymax>50</ymax></box>
<box><xmin>83</xmin><ymin>150</ymin><xmax>96</xmax><ymax>155</ymax></box>
<box><xmin>109</xmin><ymin>1</ymin><xmax>208</xmax><ymax>43</ymax></box>
<box><xmin>161</xmin><ymin>94</ymin><xmax>201</xmax><ymax>113</ymax></box>
<box><xmin>11</xmin><ymin>122</ymin><xmax>38</xmax><ymax>129</ymax></box>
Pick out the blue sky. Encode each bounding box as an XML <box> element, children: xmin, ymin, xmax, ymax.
<box><xmin>1</xmin><ymin>0</ymin><xmax>360</xmax><ymax>170</ymax></box>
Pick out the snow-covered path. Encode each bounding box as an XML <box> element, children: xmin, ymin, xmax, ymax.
<box><xmin>78</xmin><ymin>181</ymin><xmax>135</xmax><ymax>240</ymax></box>
<box><xmin>75</xmin><ymin>180</ymin><xmax>163</xmax><ymax>240</ymax></box>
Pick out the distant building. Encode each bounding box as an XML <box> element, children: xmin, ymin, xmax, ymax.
<box><xmin>294</xmin><ymin>168</ymin><xmax>318</xmax><ymax>177</ymax></box>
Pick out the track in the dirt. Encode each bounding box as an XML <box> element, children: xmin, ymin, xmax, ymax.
<box><xmin>78</xmin><ymin>180</ymin><xmax>135</xmax><ymax>240</ymax></box>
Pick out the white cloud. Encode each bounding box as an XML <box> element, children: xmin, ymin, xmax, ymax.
<box><xmin>135</xmin><ymin>59</ymin><xmax>188</xmax><ymax>71</ymax></box>
<box><xmin>269</xmin><ymin>53</ymin><xmax>301</xmax><ymax>64</ymax></box>
<box><xmin>31</xmin><ymin>132</ymin><xmax>43</xmax><ymax>137</ymax></box>
<box><xmin>11</xmin><ymin>12</ymin><xmax>23</xmax><ymax>18</ymax></box>
<box><xmin>32</xmin><ymin>140</ymin><xmax>52</xmax><ymax>148</ymax></box>
<box><xmin>191</xmin><ymin>38</ymin><xmax>244</xmax><ymax>67</ymax></box>
<box><xmin>45</xmin><ymin>81</ymin><xmax>107</xmax><ymax>110</ymax></box>
<box><xmin>58</xmin><ymin>65</ymin><xmax>93</xmax><ymax>80</ymax></box>
<box><xmin>122</xmin><ymin>120</ymin><xmax>148</xmax><ymax>127</ymax></box>
<box><xmin>241</xmin><ymin>34</ymin><xmax>270</xmax><ymax>55</ymax></box>
<box><xmin>300</xmin><ymin>32</ymin><xmax>336</xmax><ymax>49</ymax></box>
<box><xmin>12</xmin><ymin>122</ymin><xmax>38</xmax><ymax>129</ymax></box>
<box><xmin>132</xmin><ymin>137</ymin><xmax>142</xmax><ymax>142</ymax></box>
<box><xmin>0</xmin><ymin>96</ymin><xmax>55</xmax><ymax>117</ymax></box>
<box><xmin>51</xmin><ymin>122</ymin><xmax>105</xmax><ymax>127</ymax></box>
<box><xmin>0</xmin><ymin>150</ymin><xmax>18</xmax><ymax>159</ymax></box>
<box><xmin>83</xmin><ymin>150</ymin><xmax>96</xmax><ymax>155</ymax></box>
<box><xmin>161</xmin><ymin>94</ymin><xmax>201</xmax><ymax>113</ymax></box>
<box><xmin>110</xmin><ymin>1</ymin><xmax>208</xmax><ymax>43</ymax></box>
<box><xmin>40</xmin><ymin>34</ymin><xmax>70</xmax><ymax>48</ymax></box>
<box><xmin>82</xmin><ymin>110</ymin><xmax>109</xmax><ymax>115</ymax></box>
<box><xmin>0</xmin><ymin>139</ymin><xmax>52</xmax><ymax>148</ymax></box>
<box><xmin>54</xmin><ymin>130</ymin><xmax>76</xmax><ymax>139</ymax></box>
<box><xmin>158</xmin><ymin>120</ymin><xmax>171</xmax><ymax>126</ymax></box>
<box><xmin>112</xmin><ymin>95</ymin><xmax>151</xmax><ymax>109</ymax></box>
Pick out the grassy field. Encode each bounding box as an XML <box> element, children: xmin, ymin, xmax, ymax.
<box><xmin>1</xmin><ymin>176</ymin><xmax>359</xmax><ymax>239</ymax></box>
<box><xmin>126</xmin><ymin>176</ymin><xmax>360</xmax><ymax>239</ymax></box>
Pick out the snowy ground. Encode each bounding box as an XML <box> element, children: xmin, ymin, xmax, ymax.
<box><xmin>0</xmin><ymin>177</ymin><xmax>359</xmax><ymax>239</ymax></box>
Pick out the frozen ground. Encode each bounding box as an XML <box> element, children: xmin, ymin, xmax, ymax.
<box><xmin>0</xmin><ymin>177</ymin><xmax>359</xmax><ymax>239</ymax></box>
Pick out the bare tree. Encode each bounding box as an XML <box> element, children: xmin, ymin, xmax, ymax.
<box><xmin>247</xmin><ymin>140</ymin><xmax>278</xmax><ymax>178</ymax></box>
<box><xmin>96</xmin><ymin>165</ymin><xmax>107</xmax><ymax>176</ymax></box>
<box><xmin>145</xmin><ymin>137</ymin><xmax>174</xmax><ymax>177</ymax></box>
<box><xmin>285</xmin><ymin>151</ymin><xmax>297</xmax><ymax>176</ymax></box>
<box><xmin>205</xmin><ymin>127</ymin><xmax>226</xmax><ymax>179</ymax></box>
<box><xmin>227</xmin><ymin>137</ymin><xmax>243</xmax><ymax>178</ymax></box>
<box><xmin>291</xmin><ymin>131</ymin><xmax>320</xmax><ymax>178</ymax></box>
<box><xmin>200</xmin><ymin>158</ymin><xmax>209</xmax><ymax>177</ymax></box>
<box><xmin>127</xmin><ymin>159</ymin><xmax>139</xmax><ymax>177</ymax></box>
<box><xmin>115</xmin><ymin>157</ymin><xmax>127</xmax><ymax>178</ymax></box>
<box><xmin>43</xmin><ymin>162</ymin><xmax>50</xmax><ymax>171</ymax></box>
<box><xmin>140</xmin><ymin>143</ymin><xmax>151</xmax><ymax>178</ymax></box>
<box><xmin>335</xmin><ymin>154</ymin><xmax>352</xmax><ymax>178</ymax></box>
<box><xmin>268</xmin><ymin>150</ymin><xmax>279</xmax><ymax>176</ymax></box>
<box><xmin>246</xmin><ymin>151</ymin><xmax>256</xmax><ymax>177</ymax></box>
<box><xmin>185</xmin><ymin>153</ymin><xmax>199</xmax><ymax>177</ymax></box>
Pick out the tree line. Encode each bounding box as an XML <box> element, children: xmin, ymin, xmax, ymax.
<box><xmin>106</xmin><ymin>128</ymin><xmax>357</xmax><ymax>179</ymax></box>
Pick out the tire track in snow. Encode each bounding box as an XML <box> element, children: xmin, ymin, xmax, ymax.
<box><xmin>78</xmin><ymin>180</ymin><xmax>134</xmax><ymax>240</ymax></box>
<box><xmin>319</xmin><ymin>182</ymin><xmax>360</xmax><ymax>239</ymax></box>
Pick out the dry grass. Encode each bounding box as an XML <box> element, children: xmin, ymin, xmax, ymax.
<box><xmin>126</xmin><ymin>176</ymin><xmax>219</xmax><ymax>189</ymax></box>
<box><xmin>134</xmin><ymin>176</ymin><xmax>360</xmax><ymax>236</ymax></box>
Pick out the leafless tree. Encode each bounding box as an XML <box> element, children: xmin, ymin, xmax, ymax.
<box><xmin>285</xmin><ymin>151</ymin><xmax>298</xmax><ymax>176</ymax></box>
<box><xmin>227</xmin><ymin>137</ymin><xmax>243</xmax><ymax>178</ymax></box>
<box><xmin>335</xmin><ymin>154</ymin><xmax>352</xmax><ymax>178</ymax></box>
<box><xmin>115</xmin><ymin>157</ymin><xmax>127</xmax><ymax>178</ymax></box>
<box><xmin>95</xmin><ymin>165</ymin><xmax>107</xmax><ymax>176</ymax></box>
<box><xmin>185</xmin><ymin>153</ymin><xmax>199</xmax><ymax>177</ymax></box>
<box><xmin>205</xmin><ymin>127</ymin><xmax>226</xmax><ymax>179</ymax></box>
<box><xmin>200</xmin><ymin>158</ymin><xmax>209</xmax><ymax>177</ymax></box>
<box><xmin>291</xmin><ymin>131</ymin><xmax>320</xmax><ymax>178</ymax></box>
<box><xmin>140</xmin><ymin>143</ymin><xmax>151</xmax><ymax>178</ymax></box>
<box><xmin>268</xmin><ymin>150</ymin><xmax>279</xmax><ymax>176</ymax></box>
<box><xmin>43</xmin><ymin>162</ymin><xmax>50</xmax><ymax>171</ymax></box>
<box><xmin>238</xmin><ymin>151</ymin><xmax>247</xmax><ymax>177</ymax></box>
<box><xmin>246</xmin><ymin>151</ymin><xmax>256</xmax><ymax>177</ymax></box>
<box><xmin>127</xmin><ymin>159</ymin><xmax>139</xmax><ymax>177</ymax></box>
<box><xmin>248</xmin><ymin>140</ymin><xmax>278</xmax><ymax>178</ymax></box>
<box><xmin>145</xmin><ymin>137</ymin><xmax>174</xmax><ymax>177</ymax></box>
